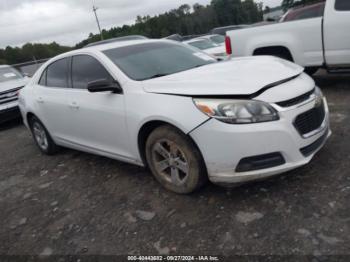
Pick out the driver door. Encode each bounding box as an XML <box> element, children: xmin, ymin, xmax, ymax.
<box><xmin>64</xmin><ymin>54</ymin><xmax>132</xmax><ymax>160</ymax></box>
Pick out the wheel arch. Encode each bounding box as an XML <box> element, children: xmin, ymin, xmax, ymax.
<box><xmin>253</xmin><ymin>46</ymin><xmax>294</xmax><ymax>62</ymax></box>
<box><xmin>137</xmin><ymin>120</ymin><xmax>206</xmax><ymax>170</ymax></box>
<box><xmin>26</xmin><ymin>112</ymin><xmax>37</xmax><ymax>125</ymax></box>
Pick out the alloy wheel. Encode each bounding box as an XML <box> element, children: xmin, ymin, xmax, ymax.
<box><xmin>32</xmin><ymin>122</ymin><xmax>49</xmax><ymax>151</ymax></box>
<box><xmin>151</xmin><ymin>139</ymin><xmax>189</xmax><ymax>186</ymax></box>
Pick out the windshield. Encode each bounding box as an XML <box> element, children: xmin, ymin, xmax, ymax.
<box><xmin>188</xmin><ymin>39</ymin><xmax>217</xmax><ymax>50</ymax></box>
<box><xmin>0</xmin><ymin>67</ymin><xmax>23</xmax><ymax>83</ymax></box>
<box><xmin>103</xmin><ymin>42</ymin><xmax>216</xmax><ymax>81</ymax></box>
<box><xmin>210</xmin><ymin>35</ymin><xmax>225</xmax><ymax>44</ymax></box>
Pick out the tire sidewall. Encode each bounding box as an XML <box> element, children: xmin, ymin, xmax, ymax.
<box><xmin>145</xmin><ymin>125</ymin><xmax>206</xmax><ymax>194</ymax></box>
<box><xmin>29</xmin><ymin>116</ymin><xmax>57</xmax><ymax>155</ymax></box>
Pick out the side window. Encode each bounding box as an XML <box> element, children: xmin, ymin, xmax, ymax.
<box><xmin>72</xmin><ymin>55</ymin><xmax>112</xmax><ymax>89</ymax></box>
<box><xmin>335</xmin><ymin>0</ymin><xmax>350</xmax><ymax>11</ymax></box>
<box><xmin>46</xmin><ymin>58</ymin><xmax>69</xmax><ymax>88</ymax></box>
<box><xmin>38</xmin><ymin>70</ymin><xmax>47</xmax><ymax>86</ymax></box>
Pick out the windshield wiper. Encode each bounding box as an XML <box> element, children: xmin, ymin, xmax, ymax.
<box><xmin>146</xmin><ymin>73</ymin><xmax>169</xmax><ymax>80</ymax></box>
<box><xmin>194</xmin><ymin>64</ymin><xmax>206</xmax><ymax>68</ymax></box>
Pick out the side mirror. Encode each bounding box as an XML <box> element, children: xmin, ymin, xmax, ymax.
<box><xmin>87</xmin><ymin>79</ymin><xmax>123</xmax><ymax>94</ymax></box>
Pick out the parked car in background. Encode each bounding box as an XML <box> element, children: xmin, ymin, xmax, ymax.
<box><xmin>85</xmin><ymin>35</ymin><xmax>148</xmax><ymax>47</ymax></box>
<box><xmin>164</xmin><ymin>34</ymin><xmax>183</xmax><ymax>42</ymax></box>
<box><xmin>0</xmin><ymin>65</ymin><xmax>29</xmax><ymax>124</ymax></box>
<box><xmin>184</xmin><ymin>38</ymin><xmax>227</xmax><ymax>59</ymax></box>
<box><xmin>164</xmin><ymin>34</ymin><xmax>205</xmax><ymax>42</ymax></box>
<box><xmin>19</xmin><ymin>39</ymin><xmax>330</xmax><ymax>194</ymax></box>
<box><xmin>225</xmin><ymin>0</ymin><xmax>350</xmax><ymax>75</ymax></box>
<box><xmin>211</xmin><ymin>25</ymin><xmax>248</xmax><ymax>35</ymax></box>
<box><xmin>280</xmin><ymin>1</ymin><xmax>326</xmax><ymax>22</ymax></box>
<box><xmin>199</xmin><ymin>34</ymin><xmax>225</xmax><ymax>45</ymax></box>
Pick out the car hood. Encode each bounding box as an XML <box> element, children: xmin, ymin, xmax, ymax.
<box><xmin>142</xmin><ymin>56</ymin><xmax>304</xmax><ymax>96</ymax></box>
<box><xmin>0</xmin><ymin>78</ymin><xmax>29</xmax><ymax>93</ymax></box>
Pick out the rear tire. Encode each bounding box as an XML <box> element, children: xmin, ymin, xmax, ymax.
<box><xmin>29</xmin><ymin>116</ymin><xmax>59</xmax><ymax>155</ymax></box>
<box><xmin>145</xmin><ymin>125</ymin><xmax>207</xmax><ymax>194</ymax></box>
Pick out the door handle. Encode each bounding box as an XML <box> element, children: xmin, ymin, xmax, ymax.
<box><xmin>69</xmin><ymin>101</ymin><xmax>79</xmax><ymax>109</ymax></box>
<box><xmin>36</xmin><ymin>97</ymin><xmax>44</xmax><ymax>104</ymax></box>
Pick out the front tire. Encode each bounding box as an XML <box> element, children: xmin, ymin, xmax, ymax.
<box><xmin>29</xmin><ymin>116</ymin><xmax>58</xmax><ymax>155</ymax></box>
<box><xmin>145</xmin><ymin>125</ymin><xmax>207</xmax><ymax>194</ymax></box>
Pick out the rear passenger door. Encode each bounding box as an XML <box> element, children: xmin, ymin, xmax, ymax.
<box><xmin>323</xmin><ymin>0</ymin><xmax>350</xmax><ymax>67</ymax></box>
<box><xmin>66</xmin><ymin>54</ymin><xmax>132</xmax><ymax>160</ymax></box>
<box><xmin>34</xmin><ymin>58</ymin><xmax>72</xmax><ymax>141</ymax></box>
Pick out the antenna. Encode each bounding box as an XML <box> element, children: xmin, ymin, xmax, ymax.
<box><xmin>92</xmin><ymin>3</ymin><xmax>103</xmax><ymax>40</ymax></box>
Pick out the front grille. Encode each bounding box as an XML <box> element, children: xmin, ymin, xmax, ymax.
<box><xmin>276</xmin><ymin>88</ymin><xmax>315</xmax><ymax>107</ymax></box>
<box><xmin>294</xmin><ymin>101</ymin><xmax>325</xmax><ymax>136</ymax></box>
<box><xmin>300</xmin><ymin>129</ymin><xmax>328</xmax><ymax>157</ymax></box>
<box><xmin>0</xmin><ymin>87</ymin><xmax>21</xmax><ymax>105</ymax></box>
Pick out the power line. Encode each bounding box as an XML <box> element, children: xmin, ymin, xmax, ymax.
<box><xmin>92</xmin><ymin>5</ymin><xmax>103</xmax><ymax>40</ymax></box>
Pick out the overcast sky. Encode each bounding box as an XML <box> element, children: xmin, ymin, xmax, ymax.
<box><xmin>0</xmin><ymin>0</ymin><xmax>282</xmax><ymax>48</ymax></box>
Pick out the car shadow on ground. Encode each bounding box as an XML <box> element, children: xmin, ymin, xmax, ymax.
<box><xmin>0</xmin><ymin>118</ymin><xmax>23</xmax><ymax>131</ymax></box>
<box><xmin>313</xmin><ymin>70</ymin><xmax>350</xmax><ymax>89</ymax></box>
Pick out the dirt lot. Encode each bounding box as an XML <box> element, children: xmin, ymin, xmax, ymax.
<box><xmin>0</xmin><ymin>71</ymin><xmax>349</xmax><ymax>258</ymax></box>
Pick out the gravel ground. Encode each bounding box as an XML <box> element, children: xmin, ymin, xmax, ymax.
<box><xmin>0</xmin><ymin>71</ymin><xmax>349</xmax><ymax>258</ymax></box>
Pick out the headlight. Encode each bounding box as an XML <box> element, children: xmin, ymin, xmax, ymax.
<box><xmin>193</xmin><ymin>99</ymin><xmax>279</xmax><ymax>124</ymax></box>
<box><xmin>314</xmin><ymin>86</ymin><xmax>323</xmax><ymax>97</ymax></box>
<box><xmin>314</xmin><ymin>86</ymin><xmax>324</xmax><ymax>107</ymax></box>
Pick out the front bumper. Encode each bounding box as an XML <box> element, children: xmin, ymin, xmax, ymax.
<box><xmin>190</xmin><ymin>98</ymin><xmax>331</xmax><ymax>184</ymax></box>
<box><xmin>0</xmin><ymin>102</ymin><xmax>20</xmax><ymax>124</ymax></box>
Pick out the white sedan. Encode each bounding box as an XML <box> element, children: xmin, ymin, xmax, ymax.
<box><xmin>183</xmin><ymin>37</ymin><xmax>227</xmax><ymax>59</ymax></box>
<box><xmin>19</xmin><ymin>39</ymin><xmax>330</xmax><ymax>194</ymax></box>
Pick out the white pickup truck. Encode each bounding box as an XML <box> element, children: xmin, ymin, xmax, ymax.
<box><xmin>225</xmin><ymin>0</ymin><xmax>350</xmax><ymax>74</ymax></box>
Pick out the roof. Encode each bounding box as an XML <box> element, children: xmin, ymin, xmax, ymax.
<box><xmin>86</xmin><ymin>39</ymin><xmax>167</xmax><ymax>52</ymax></box>
<box><xmin>0</xmin><ymin>65</ymin><xmax>11</xmax><ymax>68</ymax></box>
<box><xmin>84</xmin><ymin>35</ymin><xmax>148</xmax><ymax>48</ymax></box>
<box><xmin>44</xmin><ymin>39</ymin><xmax>175</xmax><ymax>63</ymax></box>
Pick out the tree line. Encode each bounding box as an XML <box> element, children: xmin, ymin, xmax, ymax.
<box><xmin>1</xmin><ymin>0</ymin><xmax>318</xmax><ymax>65</ymax></box>
<box><xmin>282</xmin><ymin>0</ymin><xmax>325</xmax><ymax>11</ymax></box>
<box><xmin>77</xmin><ymin>0</ymin><xmax>263</xmax><ymax>48</ymax></box>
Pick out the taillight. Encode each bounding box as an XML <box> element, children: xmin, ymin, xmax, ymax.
<box><xmin>225</xmin><ymin>36</ymin><xmax>232</xmax><ymax>55</ymax></box>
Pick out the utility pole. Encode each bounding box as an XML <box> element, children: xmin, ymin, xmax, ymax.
<box><xmin>93</xmin><ymin>5</ymin><xmax>103</xmax><ymax>40</ymax></box>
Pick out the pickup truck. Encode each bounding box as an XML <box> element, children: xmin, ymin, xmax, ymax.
<box><xmin>225</xmin><ymin>0</ymin><xmax>350</xmax><ymax>74</ymax></box>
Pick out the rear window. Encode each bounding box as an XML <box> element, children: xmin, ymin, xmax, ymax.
<box><xmin>283</xmin><ymin>3</ymin><xmax>325</xmax><ymax>22</ymax></box>
<box><xmin>209</xmin><ymin>35</ymin><xmax>225</xmax><ymax>44</ymax></box>
<box><xmin>335</xmin><ymin>0</ymin><xmax>350</xmax><ymax>11</ymax></box>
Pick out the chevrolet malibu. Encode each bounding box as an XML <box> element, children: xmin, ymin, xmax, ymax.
<box><xmin>18</xmin><ymin>39</ymin><xmax>331</xmax><ymax>194</ymax></box>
